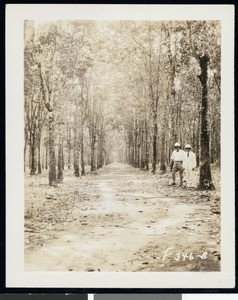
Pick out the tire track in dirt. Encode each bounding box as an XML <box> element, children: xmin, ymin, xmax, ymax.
<box><xmin>25</xmin><ymin>163</ymin><xmax>220</xmax><ymax>272</ymax></box>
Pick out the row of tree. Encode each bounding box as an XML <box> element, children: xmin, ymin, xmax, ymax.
<box><xmin>110</xmin><ymin>21</ymin><xmax>220</xmax><ymax>189</ymax></box>
<box><xmin>24</xmin><ymin>21</ymin><xmax>109</xmax><ymax>185</ymax></box>
<box><xmin>24</xmin><ymin>20</ymin><xmax>220</xmax><ymax>189</ymax></box>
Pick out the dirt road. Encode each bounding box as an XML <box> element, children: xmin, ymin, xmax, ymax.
<box><xmin>25</xmin><ymin>163</ymin><xmax>220</xmax><ymax>272</ymax></box>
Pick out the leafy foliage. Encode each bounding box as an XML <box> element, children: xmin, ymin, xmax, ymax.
<box><xmin>24</xmin><ymin>20</ymin><xmax>220</xmax><ymax>189</ymax></box>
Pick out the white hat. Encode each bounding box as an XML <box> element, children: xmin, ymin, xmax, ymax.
<box><xmin>185</xmin><ymin>144</ymin><xmax>192</xmax><ymax>149</ymax></box>
<box><xmin>174</xmin><ymin>142</ymin><xmax>180</xmax><ymax>147</ymax></box>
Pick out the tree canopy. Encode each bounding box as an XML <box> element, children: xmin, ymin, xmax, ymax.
<box><xmin>24</xmin><ymin>20</ymin><xmax>220</xmax><ymax>189</ymax></box>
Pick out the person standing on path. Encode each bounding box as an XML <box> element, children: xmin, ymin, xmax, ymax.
<box><xmin>170</xmin><ymin>142</ymin><xmax>186</xmax><ymax>186</ymax></box>
<box><xmin>183</xmin><ymin>144</ymin><xmax>197</xmax><ymax>188</ymax></box>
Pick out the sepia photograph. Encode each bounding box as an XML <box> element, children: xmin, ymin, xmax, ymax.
<box><xmin>24</xmin><ymin>18</ymin><xmax>221</xmax><ymax>272</ymax></box>
<box><xmin>6</xmin><ymin>4</ymin><xmax>234</xmax><ymax>288</ymax></box>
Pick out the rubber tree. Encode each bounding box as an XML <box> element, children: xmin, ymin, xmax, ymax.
<box><xmin>186</xmin><ymin>21</ymin><xmax>218</xmax><ymax>190</ymax></box>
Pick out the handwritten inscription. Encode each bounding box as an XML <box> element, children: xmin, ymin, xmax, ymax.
<box><xmin>158</xmin><ymin>247</ymin><xmax>209</xmax><ymax>263</ymax></box>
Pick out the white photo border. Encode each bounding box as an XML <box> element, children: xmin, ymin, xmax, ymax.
<box><xmin>6</xmin><ymin>4</ymin><xmax>235</xmax><ymax>288</ymax></box>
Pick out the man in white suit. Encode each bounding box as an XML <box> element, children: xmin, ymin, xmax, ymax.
<box><xmin>183</xmin><ymin>144</ymin><xmax>197</xmax><ymax>187</ymax></box>
<box><xmin>170</xmin><ymin>142</ymin><xmax>186</xmax><ymax>186</ymax></box>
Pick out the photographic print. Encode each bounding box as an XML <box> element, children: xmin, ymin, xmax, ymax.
<box><xmin>24</xmin><ymin>18</ymin><xmax>221</xmax><ymax>272</ymax></box>
<box><xmin>6</xmin><ymin>4</ymin><xmax>235</xmax><ymax>288</ymax></box>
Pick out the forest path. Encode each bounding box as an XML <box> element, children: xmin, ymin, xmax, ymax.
<box><xmin>25</xmin><ymin>163</ymin><xmax>220</xmax><ymax>272</ymax></box>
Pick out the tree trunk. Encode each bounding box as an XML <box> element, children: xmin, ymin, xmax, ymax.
<box><xmin>216</xmin><ymin>131</ymin><xmax>221</xmax><ymax>167</ymax></box>
<box><xmin>57</xmin><ymin>143</ymin><xmax>63</xmax><ymax>180</ymax></box>
<box><xmin>98</xmin><ymin>133</ymin><xmax>104</xmax><ymax>169</ymax></box>
<box><xmin>90</xmin><ymin>125</ymin><xmax>96</xmax><ymax>172</ymax></box>
<box><xmin>39</xmin><ymin>64</ymin><xmax>56</xmax><ymax>185</ymax></box>
<box><xmin>128</xmin><ymin>130</ymin><xmax>134</xmax><ymax>166</ymax></box>
<box><xmin>29</xmin><ymin>146</ymin><xmax>31</xmax><ymax>171</ymax></box>
<box><xmin>45</xmin><ymin>144</ymin><xmax>48</xmax><ymax>170</ymax></box>
<box><xmin>68</xmin><ymin>148</ymin><xmax>71</xmax><ymax>169</ymax></box>
<box><xmin>197</xmin><ymin>55</ymin><xmax>214</xmax><ymax>190</ymax></box>
<box><xmin>91</xmin><ymin>137</ymin><xmax>96</xmax><ymax>171</ymax></box>
<box><xmin>62</xmin><ymin>146</ymin><xmax>64</xmax><ymax>170</ymax></box>
<box><xmin>24</xmin><ymin>143</ymin><xmax>27</xmax><ymax>173</ymax></box>
<box><xmin>134</xmin><ymin>132</ymin><xmax>137</xmax><ymax>167</ymax></box>
<box><xmin>196</xmin><ymin>125</ymin><xmax>200</xmax><ymax>167</ymax></box>
<box><xmin>67</xmin><ymin>125</ymin><xmax>71</xmax><ymax>169</ymax></box>
<box><xmin>129</xmin><ymin>146</ymin><xmax>132</xmax><ymax>165</ymax></box>
<box><xmin>210</xmin><ymin>128</ymin><xmax>214</xmax><ymax>164</ymax></box>
<box><xmin>137</xmin><ymin>136</ymin><xmax>140</xmax><ymax>167</ymax></box>
<box><xmin>41</xmin><ymin>148</ymin><xmax>44</xmax><ymax>171</ymax></box>
<box><xmin>138</xmin><ymin>123</ymin><xmax>142</xmax><ymax>168</ymax></box>
<box><xmin>152</xmin><ymin>123</ymin><xmax>157</xmax><ymax>174</ymax></box>
<box><xmin>37</xmin><ymin>143</ymin><xmax>42</xmax><ymax>174</ymax></box>
<box><xmin>97</xmin><ymin>132</ymin><xmax>101</xmax><ymax>169</ymax></box>
<box><xmin>73</xmin><ymin>127</ymin><xmax>80</xmax><ymax>177</ymax></box>
<box><xmin>74</xmin><ymin>149</ymin><xmax>79</xmax><ymax>177</ymax></box>
<box><xmin>160</xmin><ymin>131</ymin><xmax>166</xmax><ymax>173</ymax></box>
<box><xmin>170</xmin><ymin>65</ymin><xmax>177</xmax><ymax>143</ymax></box>
<box><xmin>134</xmin><ymin>120</ymin><xmax>138</xmax><ymax>168</ymax></box>
<box><xmin>152</xmin><ymin>98</ymin><xmax>158</xmax><ymax>174</ymax></box>
<box><xmin>48</xmin><ymin>112</ymin><xmax>57</xmax><ymax>186</ymax></box>
<box><xmin>81</xmin><ymin>132</ymin><xmax>85</xmax><ymax>176</ymax></box>
<box><xmin>30</xmin><ymin>143</ymin><xmax>36</xmax><ymax>175</ymax></box>
<box><xmin>145</xmin><ymin>119</ymin><xmax>149</xmax><ymax>171</ymax></box>
<box><xmin>192</xmin><ymin>126</ymin><xmax>196</xmax><ymax>161</ymax></box>
<box><xmin>139</xmin><ymin>122</ymin><xmax>144</xmax><ymax>169</ymax></box>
